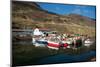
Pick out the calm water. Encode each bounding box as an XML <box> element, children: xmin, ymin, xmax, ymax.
<box><xmin>13</xmin><ymin>40</ymin><xmax>96</xmax><ymax>65</ymax></box>
<box><xmin>38</xmin><ymin>51</ymin><xmax>96</xmax><ymax>64</ymax></box>
<box><xmin>13</xmin><ymin>40</ymin><xmax>32</xmax><ymax>45</ymax></box>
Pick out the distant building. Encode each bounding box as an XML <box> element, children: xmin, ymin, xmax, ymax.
<box><xmin>33</xmin><ymin>28</ymin><xmax>57</xmax><ymax>36</ymax></box>
<box><xmin>33</xmin><ymin>28</ymin><xmax>51</xmax><ymax>34</ymax></box>
<box><xmin>12</xmin><ymin>28</ymin><xmax>57</xmax><ymax>40</ymax></box>
<box><xmin>33</xmin><ymin>28</ymin><xmax>42</xmax><ymax>36</ymax></box>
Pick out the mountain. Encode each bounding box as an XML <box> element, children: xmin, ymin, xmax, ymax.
<box><xmin>66</xmin><ymin>14</ymin><xmax>95</xmax><ymax>27</ymax></box>
<box><xmin>12</xmin><ymin>1</ymin><xmax>96</xmax><ymax>37</ymax></box>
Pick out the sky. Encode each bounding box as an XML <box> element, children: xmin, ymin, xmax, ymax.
<box><xmin>37</xmin><ymin>2</ymin><xmax>96</xmax><ymax>19</ymax></box>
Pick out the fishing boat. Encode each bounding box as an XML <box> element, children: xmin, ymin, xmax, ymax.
<box><xmin>47</xmin><ymin>41</ymin><xmax>60</xmax><ymax>50</ymax></box>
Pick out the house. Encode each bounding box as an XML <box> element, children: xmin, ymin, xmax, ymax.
<box><xmin>33</xmin><ymin>28</ymin><xmax>57</xmax><ymax>37</ymax></box>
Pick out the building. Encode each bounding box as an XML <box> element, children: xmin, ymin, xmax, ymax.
<box><xmin>12</xmin><ymin>28</ymin><xmax>57</xmax><ymax>40</ymax></box>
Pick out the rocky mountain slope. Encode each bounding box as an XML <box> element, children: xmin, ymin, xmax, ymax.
<box><xmin>12</xmin><ymin>1</ymin><xmax>96</xmax><ymax>37</ymax></box>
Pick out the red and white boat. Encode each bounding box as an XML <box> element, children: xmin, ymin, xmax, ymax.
<box><xmin>47</xmin><ymin>41</ymin><xmax>60</xmax><ymax>50</ymax></box>
<box><xmin>47</xmin><ymin>41</ymin><xmax>70</xmax><ymax>50</ymax></box>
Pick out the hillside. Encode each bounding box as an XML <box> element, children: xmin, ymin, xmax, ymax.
<box><xmin>12</xmin><ymin>1</ymin><xmax>96</xmax><ymax>37</ymax></box>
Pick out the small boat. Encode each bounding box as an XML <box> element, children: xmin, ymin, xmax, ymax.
<box><xmin>33</xmin><ymin>38</ymin><xmax>48</xmax><ymax>47</ymax></box>
<box><xmin>84</xmin><ymin>39</ymin><xmax>93</xmax><ymax>47</ymax></box>
<box><xmin>47</xmin><ymin>41</ymin><xmax>60</xmax><ymax>50</ymax></box>
<box><xmin>47</xmin><ymin>41</ymin><xmax>70</xmax><ymax>50</ymax></box>
<box><xmin>15</xmin><ymin>35</ymin><xmax>32</xmax><ymax>40</ymax></box>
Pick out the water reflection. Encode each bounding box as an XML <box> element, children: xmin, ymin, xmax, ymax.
<box><xmin>38</xmin><ymin>51</ymin><xmax>96</xmax><ymax>64</ymax></box>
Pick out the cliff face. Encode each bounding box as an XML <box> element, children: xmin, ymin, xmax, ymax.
<box><xmin>12</xmin><ymin>1</ymin><xmax>96</xmax><ymax>37</ymax></box>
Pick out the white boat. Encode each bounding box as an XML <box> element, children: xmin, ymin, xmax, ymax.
<box><xmin>84</xmin><ymin>39</ymin><xmax>93</xmax><ymax>47</ymax></box>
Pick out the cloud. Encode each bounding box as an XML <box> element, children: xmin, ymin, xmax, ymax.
<box><xmin>71</xmin><ymin>5</ymin><xmax>88</xmax><ymax>14</ymax></box>
<box><xmin>71</xmin><ymin>8</ymin><xmax>82</xmax><ymax>14</ymax></box>
<box><xmin>55</xmin><ymin>7</ymin><xmax>60</xmax><ymax>10</ymax></box>
<box><xmin>71</xmin><ymin>6</ymin><xmax>90</xmax><ymax>15</ymax></box>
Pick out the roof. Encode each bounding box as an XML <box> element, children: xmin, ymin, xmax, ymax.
<box><xmin>33</xmin><ymin>28</ymin><xmax>51</xmax><ymax>31</ymax></box>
